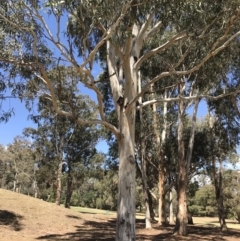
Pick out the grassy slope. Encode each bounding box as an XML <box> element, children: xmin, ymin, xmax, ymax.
<box><xmin>1</xmin><ymin>188</ymin><xmax>240</xmax><ymax>241</ymax></box>
<box><xmin>0</xmin><ymin>189</ymin><xmax>113</xmax><ymax>241</ymax></box>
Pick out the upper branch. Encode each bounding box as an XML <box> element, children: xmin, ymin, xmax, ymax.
<box><xmin>136</xmin><ymin>31</ymin><xmax>188</xmax><ymax>68</ymax></box>
<box><xmin>39</xmin><ymin>65</ymin><xmax>120</xmax><ymax>138</ymax></box>
<box><xmin>139</xmin><ymin>89</ymin><xmax>240</xmax><ymax>108</ymax></box>
<box><xmin>127</xmin><ymin>29</ymin><xmax>240</xmax><ymax>112</ymax></box>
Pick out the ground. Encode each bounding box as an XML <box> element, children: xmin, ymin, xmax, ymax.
<box><xmin>0</xmin><ymin>189</ymin><xmax>240</xmax><ymax>240</ymax></box>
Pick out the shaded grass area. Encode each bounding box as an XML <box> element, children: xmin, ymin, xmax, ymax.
<box><xmin>193</xmin><ymin>217</ymin><xmax>240</xmax><ymax>230</ymax></box>
<box><xmin>0</xmin><ymin>210</ymin><xmax>24</xmax><ymax>231</ymax></box>
<box><xmin>36</xmin><ymin>218</ymin><xmax>240</xmax><ymax>241</ymax></box>
<box><xmin>70</xmin><ymin>206</ymin><xmax>146</xmax><ymax>220</ymax></box>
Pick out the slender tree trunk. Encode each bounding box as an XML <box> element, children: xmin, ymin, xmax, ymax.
<box><xmin>141</xmin><ymin>145</ymin><xmax>151</xmax><ymax>229</ymax></box>
<box><xmin>158</xmin><ymin>169</ymin><xmax>165</xmax><ymax>224</ymax></box>
<box><xmin>175</xmin><ymin>91</ymin><xmax>188</xmax><ymax>236</ymax></box>
<box><xmin>174</xmin><ymin>95</ymin><xmax>199</xmax><ymax>235</ymax></box>
<box><xmin>147</xmin><ymin>189</ymin><xmax>156</xmax><ymax>221</ymax></box>
<box><xmin>153</xmin><ymin>90</ymin><xmax>167</xmax><ymax>225</ymax></box>
<box><xmin>55</xmin><ymin>158</ymin><xmax>62</xmax><ymax>205</ymax></box>
<box><xmin>152</xmin><ymin>100</ymin><xmax>165</xmax><ymax>225</ymax></box>
<box><xmin>13</xmin><ymin>180</ymin><xmax>16</xmax><ymax>192</ymax></box>
<box><xmin>169</xmin><ymin>188</ymin><xmax>174</xmax><ymax>224</ymax></box>
<box><xmin>65</xmin><ymin>169</ymin><xmax>73</xmax><ymax>208</ymax></box>
<box><xmin>213</xmin><ymin>159</ymin><xmax>228</xmax><ymax>232</ymax></box>
<box><xmin>138</xmin><ymin>70</ymin><xmax>152</xmax><ymax>229</ymax></box>
<box><xmin>33</xmin><ymin>180</ymin><xmax>38</xmax><ymax>198</ymax></box>
<box><xmin>187</xmin><ymin>205</ymin><xmax>194</xmax><ymax>225</ymax></box>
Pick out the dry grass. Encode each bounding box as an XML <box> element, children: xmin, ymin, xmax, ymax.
<box><xmin>0</xmin><ymin>188</ymin><xmax>240</xmax><ymax>241</ymax></box>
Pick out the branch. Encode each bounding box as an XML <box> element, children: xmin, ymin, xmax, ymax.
<box><xmin>86</xmin><ymin>74</ymin><xmax>106</xmax><ymax>122</ymax></box>
<box><xmin>149</xmin><ymin>190</ymin><xmax>157</xmax><ymax>200</ymax></box>
<box><xmin>130</xmin><ymin>29</ymin><xmax>240</xmax><ymax>110</ymax></box>
<box><xmin>211</xmin><ymin>9</ymin><xmax>240</xmax><ymax>51</ymax></box>
<box><xmin>39</xmin><ymin>65</ymin><xmax>121</xmax><ymax>139</ymax></box>
<box><xmin>146</xmin><ymin>155</ymin><xmax>158</xmax><ymax>171</ymax></box>
<box><xmin>136</xmin><ymin>31</ymin><xmax>188</xmax><ymax>68</ymax></box>
<box><xmin>81</xmin><ymin>2</ymin><xmax>132</xmax><ymax>69</ymax></box>
<box><xmin>136</xmin><ymin>11</ymin><xmax>155</xmax><ymax>48</ymax></box>
<box><xmin>138</xmin><ymin>89</ymin><xmax>240</xmax><ymax>108</ymax></box>
<box><xmin>98</xmin><ymin>22</ymin><xmax>124</xmax><ymax>59</ymax></box>
<box><xmin>145</xmin><ymin>21</ymin><xmax>162</xmax><ymax>39</ymax></box>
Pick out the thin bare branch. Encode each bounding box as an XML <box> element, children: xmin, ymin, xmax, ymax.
<box><xmin>136</xmin><ymin>31</ymin><xmax>188</xmax><ymax>69</ymax></box>
<box><xmin>145</xmin><ymin>21</ymin><xmax>162</xmax><ymax>39</ymax></box>
<box><xmin>81</xmin><ymin>2</ymin><xmax>132</xmax><ymax>69</ymax></box>
<box><xmin>138</xmin><ymin>89</ymin><xmax>240</xmax><ymax>108</ymax></box>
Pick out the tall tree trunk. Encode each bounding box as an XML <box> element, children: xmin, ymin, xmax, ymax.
<box><xmin>115</xmin><ymin>59</ymin><xmax>137</xmax><ymax>241</ymax></box>
<box><xmin>147</xmin><ymin>189</ymin><xmax>156</xmax><ymax>221</ymax></box>
<box><xmin>140</xmin><ymin>143</ymin><xmax>151</xmax><ymax>229</ymax></box>
<box><xmin>65</xmin><ymin>168</ymin><xmax>73</xmax><ymax>208</ymax></box>
<box><xmin>152</xmin><ymin>98</ymin><xmax>164</xmax><ymax>225</ymax></box>
<box><xmin>153</xmin><ymin>89</ymin><xmax>167</xmax><ymax>225</ymax></box>
<box><xmin>116</xmin><ymin>116</ymin><xmax>136</xmax><ymax>240</ymax></box>
<box><xmin>175</xmin><ymin>89</ymin><xmax>188</xmax><ymax>236</ymax></box>
<box><xmin>213</xmin><ymin>159</ymin><xmax>228</xmax><ymax>232</ymax></box>
<box><xmin>107</xmin><ymin>23</ymin><xmax>140</xmax><ymax>238</ymax></box>
<box><xmin>138</xmin><ymin>69</ymin><xmax>152</xmax><ymax>229</ymax></box>
<box><xmin>55</xmin><ymin>158</ymin><xmax>62</xmax><ymax>205</ymax></box>
<box><xmin>175</xmin><ymin>95</ymin><xmax>199</xmax><ymax>235</ymax></box>
<box><xmin>158</xmin><ymin>169</ymin><xmax>165</xmax><ymax>224</ymax></box>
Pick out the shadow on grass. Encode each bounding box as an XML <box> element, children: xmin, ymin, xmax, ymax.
<box><xmin>209</xmin><ymin>221</ymin><xmax>240</xmax><ymax>225</ymax></box>
<box><xmin>66</xmin><ymin>214</ymin><xmax>82</xmax><ymax>220</ymax></box>
<box><xmin>36</xmin><ymin>218</ymin><xmax>240</xmax><ymax>241</ymax></box>
<box><xmin>0</xmin><ymin>209</ymin><xmax>24</xmax><ymax>231</ymax></box>
<box><xmin>77</xmin><ymin>211</ymin><xmax>114</xmax><ymax>216</ymax></box>
<box><xmin>36</xmin><ymin>218</ymin><xmax>116</xmax><ymax>241</ymax></box>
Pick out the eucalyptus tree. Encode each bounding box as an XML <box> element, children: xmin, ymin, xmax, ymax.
<box><xmin>24</xmin><ymin>66</ymin><xmax>99</xmax><ymax>205</ymax></box>
<box><xmin>6</xmin><ymin>136</ymin><xmax>36</xmax><ymax>194</ymax></box>
<box><xmin>223</xmin><ymin>170</ymin><xmax>240</xmax><ymax>223</ymax></box>
<box><xmin>1</xmin><ymin>1</ymin><xmax>240</xmax><ymax>239</ymax></box>
<box><xmin>207</xmin><ymin>114</ymin><xmax>240</xmax><ymax>230</ymax></box>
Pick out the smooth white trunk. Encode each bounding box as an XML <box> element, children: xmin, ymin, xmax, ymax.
<box><xmin>116</xmin><ymin>117</ymin><xmax>136</xmax><ymax>240</ymax></box>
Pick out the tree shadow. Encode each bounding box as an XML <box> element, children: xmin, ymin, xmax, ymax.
<box><xmin>66</xmin><ymin>214</ymin><xmax>82</xmax><ymax>220</ymax></box>
<box><xmin>36</xmin><ymin>218</ymin><xmax>240</xmax><ymax>241</ymax></box>
<box><xmin>0</xmin><ymin>210</ymin><xmax>24</xmax><ymax>231</ymax></box>
<box><xmin>209</xmin><ymin>221</ymin><xmax>240</xmax><ymax>225</ymax></box>
<box><xmin>36</xmin><ymin>218</ymin><xmax>115</xmax><ymax>241</ymax></box>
